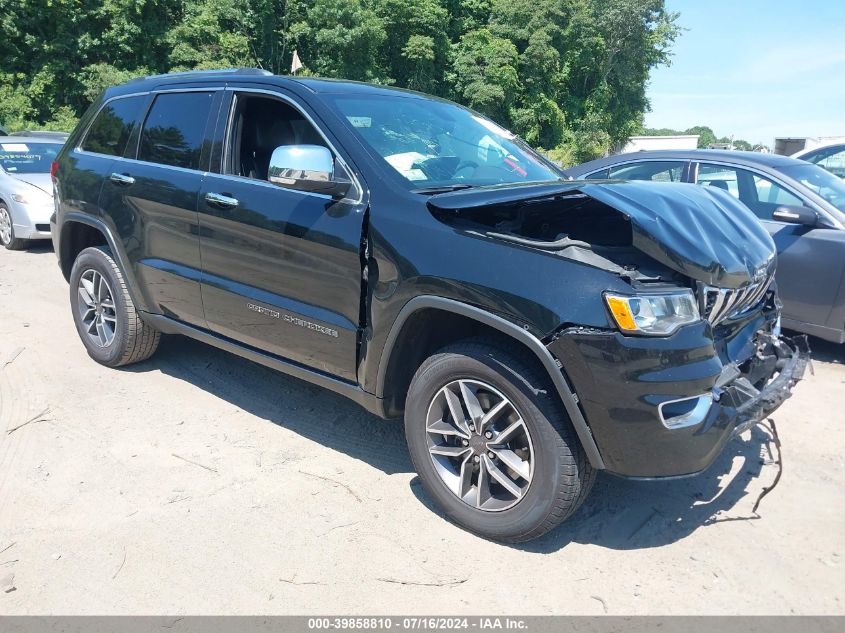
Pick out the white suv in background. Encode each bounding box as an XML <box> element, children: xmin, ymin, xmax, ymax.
<box><xmin>792</xmin><ymin>143</ymin><xmax>845</xmax><ymax>180</ymax></box>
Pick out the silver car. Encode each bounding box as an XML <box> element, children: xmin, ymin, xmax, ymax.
<box><xmin>0</xmin><ymin>136</ymin><xmax>64</xmax><ymax>250</ymax></box>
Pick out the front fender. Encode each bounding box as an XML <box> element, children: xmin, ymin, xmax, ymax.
<box><xmin>375</xmin><ymin>295</ymin><xmax>606</xmax><ymax>469</ymax></box>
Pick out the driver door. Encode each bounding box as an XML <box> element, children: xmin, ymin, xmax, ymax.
<box><xmin>197</xmin><ymin>87</ymin><xmax>366</xmax><ymax>381</ymax></box>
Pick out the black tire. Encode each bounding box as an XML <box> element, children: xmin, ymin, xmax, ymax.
<box><xmin>69</xmin><ymin>246</ymin><xmax>160</xmax><ymax>367</ymax></box>
<box><xmin>0</xmin><ymin>202</ymin><xmax>28</xmax><ymax>250</ymax></box>
<box><xmin>405</xmin><ymin>338</ymin><xmax>595</xmax><ymax>543</ymax></box>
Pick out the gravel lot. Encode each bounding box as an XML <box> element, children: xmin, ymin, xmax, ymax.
<box><xmin>0</xmin><ymin>244</ymin><xmax>843</xmax><ymax>615</ymax></box>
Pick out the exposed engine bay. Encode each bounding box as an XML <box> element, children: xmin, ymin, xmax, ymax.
<box><xmin>428</xmin><ymin>190</ymin><xmax>681</xmax><ymax>284</ymax></box>
<box><xmin>426</xmin><ymin>180</ymin><xmax>778</xmax><ymax>291</ymax></box>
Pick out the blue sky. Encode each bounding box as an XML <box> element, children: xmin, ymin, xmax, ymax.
<box><xmin>645</xmin><ymin>1</ymin><xmax>845</xmax><ymax>145</ymax></box>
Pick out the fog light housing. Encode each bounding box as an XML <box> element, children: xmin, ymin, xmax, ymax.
<box><xmin>658</xmin><ymin>394</ymin><xmax>713</xmax><ymax>429</ymax></box>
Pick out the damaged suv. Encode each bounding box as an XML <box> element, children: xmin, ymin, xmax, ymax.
<box><xmin>51</xmin><ymin>70</ymin><xmax>807</xmax><ymax>542</ymax></box>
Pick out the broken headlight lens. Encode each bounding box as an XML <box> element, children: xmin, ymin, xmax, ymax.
<box><xmin>605</xmin><ymin>291</ymin><xmax>699</xmax><ymax>335</ymax></box>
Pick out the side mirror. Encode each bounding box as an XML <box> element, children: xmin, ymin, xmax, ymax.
<box><xmin>772</xmin><ymin>205</ymin><xmax>818</xmax><ymax>227</ymax></box>
<box><xmin>268</xmin><ymin>144</ymin><xmax>351</xmax><ymax>199</ymax></box>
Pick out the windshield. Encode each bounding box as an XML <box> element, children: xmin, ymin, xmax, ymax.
<box><xmin>0</xmin><ymin>142</ymin><xmax>63</xmax><ymax>174</ymax></box>
<box><xmin>780</xmin><ymin>163</ymin><xmax>845</xmax><ymax>213</ymax></box>
<box><xmin>327</xmin><ymin>94</ymin><xmax>562</xmax><ymax>190</ymax></box>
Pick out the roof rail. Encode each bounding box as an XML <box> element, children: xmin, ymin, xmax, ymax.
<box><xmin>129</xmin><ymin>68</ymin><xmax>273</xmax><ymax>83</ymax></box>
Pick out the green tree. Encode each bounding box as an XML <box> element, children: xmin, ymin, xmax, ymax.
<box><xmin>684</xmin><ymin>125</ymin><xmax>718</xmax><ymax>148</ymax></box>
<box><xmin>449</xmin><ymin>28</ymin><xmax>520</xmax><ymax>122</ymax></box>
<box><xmin>292</xmin><ymin>0</ymin><xmax>386</xmax><ymax>81</ymax></box>
<box><xmin>374</xmin><ymin>0</ymin><xmax>450</xmax><ymax>93</ymax></box>
<box><xmin>0</xmin><ymin>0</ymin><xmax>679</xmax><ymax>161</ymax></box>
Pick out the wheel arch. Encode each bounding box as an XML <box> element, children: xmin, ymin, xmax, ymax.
<box><xmin>59</xmin><ymin>213</ymin><xmax>149</xmax><ymax>312</ymax></box>
<box><xmin>376</xmin><ymin>296</ymin><xmax>605</xmax><ymax>469</ymax></box>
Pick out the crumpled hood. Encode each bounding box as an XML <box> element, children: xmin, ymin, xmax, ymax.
<box><xmin>9</xmin><ymin>172</ymin><xmax>53</xmax><ymax>196</ymax></box>
<box><xmin>427</xmin><ymin>180</ymin><xmax>776</xmax><ymax>288</ymax></box>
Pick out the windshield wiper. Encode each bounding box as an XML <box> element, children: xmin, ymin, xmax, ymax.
<box><xmin>412</xmin><ymin>183</ymin><xmax>476</xmax><ymax>194</ymax></box>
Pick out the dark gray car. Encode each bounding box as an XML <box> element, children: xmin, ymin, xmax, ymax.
<box><xmin>566</xmin><ymin>150</ymin><xmax>845</xmax><ymax>343</ymax></box>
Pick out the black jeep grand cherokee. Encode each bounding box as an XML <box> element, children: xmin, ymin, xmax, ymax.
<box><xmin>51</xmin><ymin>69</ymin><xmax>807</xmax><ymax>542</ymax></box>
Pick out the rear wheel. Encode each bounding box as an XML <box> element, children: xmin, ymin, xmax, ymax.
<box><xmin>69</xmin><ymin>246</ymin><xmax>160</xmax><ymax>367</ymax></box>
<box><xmin>0</xmin><ymin>202</ymin><xmax>28</xmax><ymax>250</ymax></box>
<box><xmin>405</xmin><ymin>338</ymin><xmax>595</xmax><ymax>542</ymax></box>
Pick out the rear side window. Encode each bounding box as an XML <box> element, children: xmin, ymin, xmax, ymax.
<box><xmin>82</xmin><ymin>96</ymin><xmax>146</xmax><ymax>157</ymax></box>
<box><xmin>138</xmin><ymin>92</ymin><xmax>214</xmax><ymax>170</ymax></box>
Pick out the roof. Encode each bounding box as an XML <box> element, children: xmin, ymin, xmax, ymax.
<box><xmin>12</xmin><ymin>130</ymin><xmax>70</xmax><ymax>139</ymax></box>
<box><xmin>626</xmin><ymin>135</ymin><xmax>700</xmax><ymax>140</ymax></box>
<box><xmin>566</xmin><ymin>148</ymin><xmax>807</xmax><ymax>177</ymax></box>
<box><xmin>0</xmin><ymin>135</ymin><xmax>65</xmax><ymax>144</ymax></box>
<box><xmin>110</xmin><ymin>68</ymin><xmax>438</xmax><ymax>101</ymax></box>
<box><xmin>290</xmin><ymin>77</ymin><xmax>434</xmax><ymax>98</ymax></box>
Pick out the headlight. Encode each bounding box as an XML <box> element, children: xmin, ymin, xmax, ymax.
<box><xmin>605</xmin><ymin>290</ymin><xmax>699</xmax><ymax>335</ymax></box>
<box><xmin>12</xmin><ymin>191</ymin><xmax>48</xmax><ymax>205</ymax></box>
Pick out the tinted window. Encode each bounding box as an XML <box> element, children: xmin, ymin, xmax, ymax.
<box><xmin>82</xmin><ymin>96</ymin><xmax>145</xmax><ymax>157</ymax></box>
<box><xmin>138</xmin><ymin>92</ymin><xmax>214</xmax><ymax>170</ymax></box>
<box><xmin>608</xmin><ymin>161</ymin><xmax>686</xmax><ymax>182</ymax></box>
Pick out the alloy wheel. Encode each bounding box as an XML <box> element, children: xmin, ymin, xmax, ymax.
<box><xmin>425</xmin><ymin>379</ymin><xmax>534</xmax><ymax>511</ymax></box>
<box><xmin>0</xmin><ymin>206</ymin><xmax>11</xmax><ymax>245</ymax></box>
<box><xmin>77</xmin><ymin>269</ymin><xmax>118</xmax><ymax>347</ymax></box>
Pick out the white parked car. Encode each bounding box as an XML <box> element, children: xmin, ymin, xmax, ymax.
<box><xmin>0</xmin><ymin>136</ymin><xmax>63</xmax><ymax>250</ymax></box>
<box><xmin>792</xmin><ymin>142</ymin><xmax>845</xmax><ymax>180</ymax></box>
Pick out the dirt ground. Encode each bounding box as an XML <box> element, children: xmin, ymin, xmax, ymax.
<box><xmin>0</xmin><ymin>244</ymin><xmax>843</xmax><ymax>615</ymax></box>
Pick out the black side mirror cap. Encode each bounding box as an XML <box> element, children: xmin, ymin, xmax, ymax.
<box><xmin>772</xmin><ymin>205</ymin><xmax>818</xmax><ymax>227</ymax></box>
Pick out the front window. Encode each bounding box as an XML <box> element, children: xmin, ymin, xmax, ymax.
<box><xmin>780</xmin><ymin>163</ymin><xmax>845</xmax><ymax>213</ymax></box>
<box><xmin>697</xmin><ymin>162</ymin><xmax>804</xmax><ymax>220</ymax></box>
<box><xmin>0</xmin><ymin>142</ymin><xmax>63</xmax><ymax>173</ymax></box>
<box><xmin>327</xmin><ymin>94</ymin><xmax>562</xmax><ymax>190</ymax></box>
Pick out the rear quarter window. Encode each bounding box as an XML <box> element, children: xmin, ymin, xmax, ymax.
<box><xmin>81</xmin><ymin>96</ymin><xmax>146</xmax><ymax>157</ymax></box>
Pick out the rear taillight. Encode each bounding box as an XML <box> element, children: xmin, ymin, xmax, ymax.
<box><xmin>50</xmin><ymin>160</ymin><xmax>59</xmax><ymax>183</ymax></box>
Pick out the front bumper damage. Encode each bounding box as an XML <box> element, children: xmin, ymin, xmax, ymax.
<box><xmin>548</xmin><ymin>310</ymin><xmax>809</xmax><ymax>478</ymax></box>
<box><xmin>719</xmin><ymin>333</ymin><xmax>809</xmax><ymax>438</ymax></box>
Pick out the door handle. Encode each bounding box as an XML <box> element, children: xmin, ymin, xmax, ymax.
<box><xmin>205</xmin><ymin>192</ymin><xmax>239</xmax><ymax>209</ymax></box>
<box><xmin>109</xmin><ymin>172</ymin><xmax>135</xmax><ymax>186</ymax></box>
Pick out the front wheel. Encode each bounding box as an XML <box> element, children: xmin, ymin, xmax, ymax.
<box><xmin>405</xmin><ymin>339</ymin><xmax>595</xmax><ymax>542</ymax></box>
<box><xmin>69</xmin><ymin>246</ymin><xmax>161</xmax><ymax>367</ymax></box>
<box><xmin>0</xmin><ymin>202</ymin><xmax>28</xmax><ymax>250</ymax></box>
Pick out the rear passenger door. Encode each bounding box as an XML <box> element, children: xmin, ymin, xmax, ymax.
<box><xmin>197</xmin><ymin>87</ymin><xmax>366</xmax><ymax>382</ymax></box>
<box><xmin>65</xmin><ymin>95</ymin><xmax>148</xmax><ymax>234</ymax></box>
<box><xmin>99</xmin><ymin>89</ymin><xmax>222</xmax><ymax>328</ymax></box>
